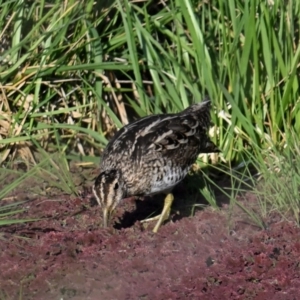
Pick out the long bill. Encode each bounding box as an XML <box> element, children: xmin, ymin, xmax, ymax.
<box><xmin>102</xmin><ymin>207</ymin><xmax>110</xmax><ymax>228</ymax></box>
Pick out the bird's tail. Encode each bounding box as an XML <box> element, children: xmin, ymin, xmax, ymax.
<box><xmin>202</xmin><ymin>140</ymin><xmax>220</xmax><ymax>153</ymax></box>
<box><xmin>182</xmin><ymin>97</ymin><xmax>211</xmax><ymax>114</ymax></box>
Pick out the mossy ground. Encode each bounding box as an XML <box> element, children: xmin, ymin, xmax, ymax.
<box><xmin>0</xmin><ymin>166</ymin><xmax>299</xmax><ymax>300</ymax></box>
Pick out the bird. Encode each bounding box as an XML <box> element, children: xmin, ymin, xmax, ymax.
<box><xmin>93</xmin><ymin>98</ymin><xmax>219</xmax><ymax>233</ymax></box>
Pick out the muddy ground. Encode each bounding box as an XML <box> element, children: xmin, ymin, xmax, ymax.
<box><xmin>0</xmin><ymin>164</ymin><xmax>300</xmax><ymax>300</ymax></box>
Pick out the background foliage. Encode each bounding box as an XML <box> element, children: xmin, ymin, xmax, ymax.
<box><xmin>0</xmin><ymin>0</ymin><xmax>300</xmax><ymax>223</ymax></box>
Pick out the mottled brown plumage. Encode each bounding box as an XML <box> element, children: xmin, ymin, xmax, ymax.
<box><xmin>93</xmin><ymin>98</ymin><xmax>219</xmax><ymax>232</ymax></box>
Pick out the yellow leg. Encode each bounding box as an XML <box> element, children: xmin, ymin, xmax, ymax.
<box><xmin>152</xmin><ymin>193</ymin><xmax>174</xmax><ymax>233</ymax></box>
<box><xmin>140</xmin><ymin>193</ymin><xmax>174</xmax><ymax>232</ymax></box>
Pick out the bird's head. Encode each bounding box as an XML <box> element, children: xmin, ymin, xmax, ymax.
<box><xmin>92</xmin><ymin>169</ymin><xmax>127</xmax><ymax>228</ymax></box>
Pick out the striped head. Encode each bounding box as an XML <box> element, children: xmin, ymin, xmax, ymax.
<box><xmin>92</xmin><ymin>169</ymin><xmax>127</xmax><ymax>228</ymax></box>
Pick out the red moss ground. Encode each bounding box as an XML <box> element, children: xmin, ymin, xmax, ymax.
<box><xmin>1</xmin><ymin>170</ymin><xmax>300</xmax><ymax>300</ymax></box>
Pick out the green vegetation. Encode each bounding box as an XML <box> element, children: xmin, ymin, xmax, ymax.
<box><xmin>0</xmin><ymin>0</ymin><xmax>299</xmax><ymax>226</ymax></box>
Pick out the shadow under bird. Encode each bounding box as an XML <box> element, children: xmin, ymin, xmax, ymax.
<box><xmin>93</xmin><ymin>98</ymin><xmax>219</xmax><ymax>233</ymax></box>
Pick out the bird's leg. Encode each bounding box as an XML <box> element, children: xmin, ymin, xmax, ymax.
<box><xmin>140</xmin><ymin>193</ymin><xmax>174</xmax><ymax>233</ymax></box>
<box><xmin>153</xmin><ymin>193</ymin><xmax>174</xmax><ymax>233</ymax></box>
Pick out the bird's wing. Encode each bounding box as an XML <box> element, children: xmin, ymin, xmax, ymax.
<box><xmin>101</xmin><ymin>100</ymin><xmax>217</xmax><ymax>168</ymax></box>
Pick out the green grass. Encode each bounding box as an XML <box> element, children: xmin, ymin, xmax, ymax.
<box><xmin>0</xmin><ymin>0</ymin><xmax>300</xmax><ymax>227</ymax></box>
<box><xmin>251</xmin><ymin>131</ymin><xmax>300</xmax><ymax>224</ymax></box>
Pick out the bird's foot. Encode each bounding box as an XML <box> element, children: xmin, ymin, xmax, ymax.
<box><xmin>140</xmin><ymin>193</ymin><xmax>174</xmax><ymax>233</ymax></box>
<box><xmin>140</xmin><ymin>214</ymin><xmax>162</xmax><ymax>223</ymax></box>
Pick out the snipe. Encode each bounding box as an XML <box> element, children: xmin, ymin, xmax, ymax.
<box><xmin>93</xmin><ymin>98</ymin><xmax>219</xmax><ymax>232</ymax></box>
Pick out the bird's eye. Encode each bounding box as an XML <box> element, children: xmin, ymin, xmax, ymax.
<box><xmin>114</xmin><ymin>182</ymin><xmax>119</xmax><ymax>190</ymax></box>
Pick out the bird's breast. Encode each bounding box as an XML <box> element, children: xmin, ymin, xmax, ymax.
<box><xmin>146</xmin><ymin>164</ymin><xmax>189</xmax><ymax>195</ymax></box>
